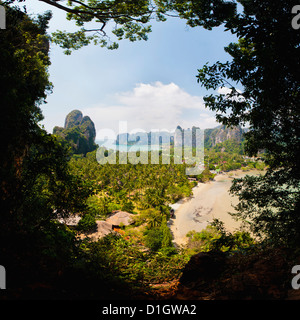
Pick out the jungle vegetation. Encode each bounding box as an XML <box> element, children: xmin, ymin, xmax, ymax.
<box><xmin>1</xmin><ymin>0</ymin><xmax>299</xmax><ymax>299</ymax></box>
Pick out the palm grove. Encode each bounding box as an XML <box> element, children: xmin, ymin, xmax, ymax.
<box><xmin>0</xmin><ymin>0</ymin><xmax>299</xmax><ymax>298</ymax></box>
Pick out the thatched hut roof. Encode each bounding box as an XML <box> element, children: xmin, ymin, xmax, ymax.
<box><xmin>78</xmin><ymin>220</ymin><xmax>113</xmax><ymax>241</ymax></box>
<box><xmin>94</xmin><ymin>221</ymin><xmax>114</xmax><ymax>238</ymax></box>
<box><xmin>106</xmin><ymin>211</ymin><xmax>133</xmax><ymax>226</ymax></box>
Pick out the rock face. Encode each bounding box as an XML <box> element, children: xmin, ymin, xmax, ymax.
<box><xmin>53</xmin><ymin>110</ymin><xmax>97</xmax><ymax>155</ymax></box>
<box><xmin>64</xmin><ymin>110</ymin><xmax>83</xmax><ymax>129</ymax></box>
<box><xmin>175</xmin><ymin>249</ymin><xmax>291</xmax><ymax>300</ymax></box>
<box><xmin>204</xmin><ymin>125</ymin><xmax>244</xmax><ymax>148</ymax></box>
<box><xmin>214</xmin><ymin>125</ymin><xmax>243</xmax><ymax>145</ymax></box>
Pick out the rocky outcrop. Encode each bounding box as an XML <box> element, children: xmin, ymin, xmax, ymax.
<box><xmin>175</xmin><ymin>249</ymin><xmax>291</xmax><ymax>300</ymax></box>
<box><xmin>214</xmin><ymin>125</ymin><xmax>243</xmax><ymax>145</ymax></box>
<box><xmin>176</xmin><ymin>252</ymin><xmax>227</xmax><ymax>299</ymax></box>
<box><xmin>53</xmin><ymin>110</ymin><xmax>97</xmax><ymax>155</ymax></box>
<box><xmin>64</xmin><ymin>110</ymin><xmax>83</xmax><ymax>129</ymax></box>
<box><xmin>204</xmin><ymin>125</ymin><xmax>244</xmax><ymax>148</ymax></box>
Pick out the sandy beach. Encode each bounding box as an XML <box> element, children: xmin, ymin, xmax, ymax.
<box><xmin>169</xmin><ymin>170</ymin><xmax>264</xmax><ymax>246</ymax></box>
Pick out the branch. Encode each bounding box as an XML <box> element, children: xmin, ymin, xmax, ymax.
<box><xmin>39</xmin><ymin>0</ymin><xmax>165</xmax><ymax>52</ymax></box>
<box><xmin>39</xmin><ymin>0</ymin><xmax>109</xmax><ymax>32</ymax></box>
<box><xmin>163</xmin><ymin>12</ymin><xmax>180</xmax><ymax>18</ymax></box>
<box><xmin>67</xmin><ymin>0</ymin><xmax>96</xmax><ymax>11</ymax></box>
<box><xmin>39</xmin><ymin>0</ymin><xmax>92</xmax><ymax>16</ymax></box>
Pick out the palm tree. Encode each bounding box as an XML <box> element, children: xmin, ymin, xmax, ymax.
<box><xmin>146</xmin><ymin>209</ymin><xmax>162</xmax><ymax>228</ymax></box>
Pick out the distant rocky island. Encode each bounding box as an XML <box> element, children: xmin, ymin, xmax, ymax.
<box><xmin>204</xmin><ymin>125</ymin><xmax>244</xmax><ymax>148</ymax></box>
<box><xmin>53</xmin><ymin>110</ymin><xmax>245</xmax><ymax>155</ymax></box>
<box><xmin>53</xmin><ymin>109</ymin><xmax>97</xmax><ymax>155</ymax></box>
<box><xmin>115</xmin><ymin>125</ymin><xmax>245</xmax><ymax>148</ymax></box>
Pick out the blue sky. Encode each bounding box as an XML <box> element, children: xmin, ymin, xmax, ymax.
<box><xmin>24</xmin><ymin>1</ymin><xmax>238</xmax><ymax>138</ymax></box>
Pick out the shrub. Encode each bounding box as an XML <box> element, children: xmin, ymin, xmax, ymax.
<box><xmin>186</xmin><ymin>221</ymin><xmax>255</xmax><ymax>253</ymax></box>
<box><xmin>121</xmin><ymin>201</ymin><xmax>134</xmax><ymax>212</ymax></box>
<box><xmin>161</xmin><ymin>222</ymin><xmax>173</xmax><ymax>249</ymax></box>
<box><xmin>107</xmin><ymin>202</ymin><xmax>121</xmax><ymax>212</ymax></box>
<box><xmin>255</xmin><ymin>161</ymin><xmax>265</xmax><ymax>170</ymax></box>
<box><xmin>209</xmin><ymin>219</ymin><xmax>255</xmax><ymax>253</ymax></box>
<box><xmin>86</xmin><ymin>195</ymin><xmax>110</xmax><ymax>218</ymax></box>
<box><xmin>143</xmin><ymin>228</ymin><xmax>164</xmax><ymax>252</ymax></box>
<box><xmin>186</xmin><ymin>226</ymin><xmax>219</xmax><ymax>252</ymax></box>
<box><xmin>77</xmin><ymin>214</ymin><xmax>97</xmax><ymax>232</ymax></box>
<box><xmin>167</xmin><ymin>185</ymin><xmax>184</xmax><ymax>202</ymax></box>
<box><xmin>197</xmin><ymin>168</ymin><xmax>216</xmax><ymax>183</ymax></box>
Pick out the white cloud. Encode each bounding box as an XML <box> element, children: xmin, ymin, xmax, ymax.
<box><xmin>217</xmin><ymin>86</ymin><xmax>245</xmax><ymax>102</ymax></box>
<box><xmin>83</xmin><ymin>82</ymin><xmax>219</xmax><ymax>139</ymax></box>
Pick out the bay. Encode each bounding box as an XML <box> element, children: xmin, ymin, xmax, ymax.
<box><xmin>96</xmin><ymin>139</ymin><xmax>161</xmax><ymax>152</ymax></box>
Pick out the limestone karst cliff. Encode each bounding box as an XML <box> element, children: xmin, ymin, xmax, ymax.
<box><xmin>174</xmin><ymin>125</ymin><xmax>244</xmax><ymax>148</ymax></box>
<box><xmin>204</xmin><ymin>125</ymin><xmax>244</xmax><ymax>148</ymax></box>
<box><xmin>53</xmin><ymin>110</ymin><xmax>97</xmax><ymax>155</ymax></box>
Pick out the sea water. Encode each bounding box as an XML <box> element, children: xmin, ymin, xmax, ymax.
<box><xmin>96</xmin><ymin>139</ymin><xmax>161</xmax><ymax>152</ymax></box>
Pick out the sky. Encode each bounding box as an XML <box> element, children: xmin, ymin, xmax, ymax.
<box><xmin>23</xmin><ymin>0</ymin><xmax>238</xmax><ymax>139</ymax></box>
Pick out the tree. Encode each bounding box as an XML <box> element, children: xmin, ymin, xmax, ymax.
<box><xmin>195</xmin><ymin>0</ymin><xmax>300</xmax><ymax>247</ymax></box>
<box><xmin>0</xmin><ymin>6</ymin><xmax>93</xmax><ymax>231</ymax></box>
<box><xmin>77</xmin><ymin>213</ymin><xmax>97</xmax><ymax>232</ymax></box>
<box><xmin>0</xmin><ymin>5</ymin><xmax>53</xmax><ymax>232</ymax></box>
<box><xmin>145</xmin><ymin>208</ymin><xmax>163</xmax><ymax>228</ymax></box>
<box><xmin>0</xmin><ymin>6</ymin><xmax>94</xmax><ymax>295</ymax></box>
<box><xmin>144</xmin><ymin>227</ymin><xmax>164</xmax><ymax>252</ymax></box>
<box><xmin>161</xmin><ymin>218</ymin><xmax>173</xmax><ymax>249</ymax></box>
